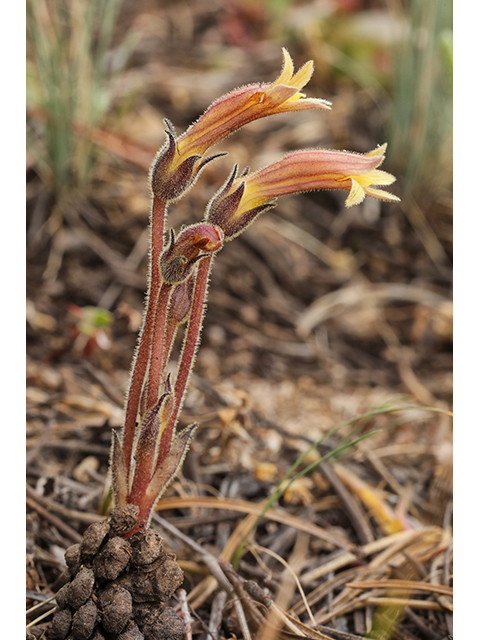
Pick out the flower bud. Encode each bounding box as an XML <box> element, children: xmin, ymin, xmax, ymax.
<box><xmin>167</xmin><ymin>275</ymin><xmax>195</xmax><ymax>326</ymax></box>
<box><xmin>160</xmin><ymin>223</ymin><xmax>224</xmax><ymax>285</ymax></box>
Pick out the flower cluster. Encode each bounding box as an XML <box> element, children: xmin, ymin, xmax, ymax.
<box><xmin>113</xmin><ymin>47</ymin><xmax>400</xmax><ymax>532</ymax></box>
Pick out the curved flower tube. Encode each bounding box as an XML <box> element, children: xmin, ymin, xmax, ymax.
<box><xmin>150</xmin><ymin>48</ymin><xmax>331</xmax><ymax>201</ymax></box>
<box><xmin>205</xmin><ymin>144</ymin><xmax>400</xmax><ymax>239</ymax></box>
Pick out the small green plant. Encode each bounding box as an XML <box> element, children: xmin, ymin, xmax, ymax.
<box><xmin>68</xmin><ymin>304</ymin><xmax>114</xmax><ymax>356</ymax></box>
<box><xmin>110</xmin><ymin>48</ymin><xmax>400</xmax><ymax>535</ymax></box>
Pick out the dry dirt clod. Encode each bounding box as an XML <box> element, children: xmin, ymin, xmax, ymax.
<box><xmin>47</xmin><ymin>607</ymin><xmax>73</xmax><ymax>640</ymax></box>
<box><xmin>81</xmin><ymin>520</ymin><xmax>111</xmax><ymax>561</ymax></box>
<box><xmin>93</xmin><ymin>536</ymin><xmax>131</xmax><ymax>582</ymax></box>
<box><xmin>108</xmin><ymin>505</ymin><xmax>140</xmax><ymax>537</ymax></box>
<box><xmin>66</xmin><ymin>567</ymin><xmax>95</xmax><ymax>610</ymax></box>
<box><xmin>99</xmin><ymin>584</ymin><xmax>133</xmax><ymax>635</ymax></box>
<box><xmin>71</xmin><ymin>598</ymin><xmax>99</xmax><ymax>639</ymax></box>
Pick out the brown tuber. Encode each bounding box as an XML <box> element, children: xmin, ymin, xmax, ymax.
<box><xmin>47</xmin><ymin>507</ymin><xmax>184</xmax><ymax>640</ymax></box>
<box><xmin>71</xmin><ymin>598</ymin><xmax>98</xmax><ymax>639</ymax></box>
<box><xmin>129</xmin><ymin>530</ymin><xmax>164</xmax><ymax>567</ymax></box>
<box><xmin>108</xmin><ymin>504</ymin><xmax>140</xmax><ymax>537</ymax></box>
<box><xmin>66</xmin><ymin>568</ymin><xmax>95</xmax><ymax>610</ymax></box>
<box><xmin>81</xmin><ymin>520</ymin><xmax>111</xmax><ymax>561</ymax></box>
<box><xmin>99</xmin><ymin>584</ymin><xmax>133</xmax><ymax>635</ymax></box>
<box><xmin>93</xmin><ymin>536</ymin><xmax>131</xmax><ymax>582</ymax></box>
<box><xmin>64</xmin><ymin>543</ymin><xmax>82</xmax><ymax>577</ymax></box>
<box><xmin>47</xmin><ymin>608</ymin><xmax>72</xmax><ymax>640</ymax></box>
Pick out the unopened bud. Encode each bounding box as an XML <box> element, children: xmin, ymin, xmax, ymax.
<box><xmin>160</xmin><ymin>224</ymin><xmax>224</xmax><ymax>285</ymax></box>
<box><xmin>167</xmin><ymin>275</ymin><xmax>195</xmax><ymax>325</ymax></box>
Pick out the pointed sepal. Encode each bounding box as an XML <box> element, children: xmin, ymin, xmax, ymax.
<box><xmin>110</xmin><ymin>430</ymin><xmax>128</xmax><ymax>506</ymax></box>
<box><xmin>146</xmin><ymin>424</ymin><xmax>198</xmax><ymax>510</ymax></box>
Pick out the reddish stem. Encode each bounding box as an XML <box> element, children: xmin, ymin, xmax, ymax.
<box><xmin>157</xmin><ymin>255</ymin><xmax>213</xmax><ymax>464</ymax></box>
<box><xmin>146</xmin><ymin>283</ymin><xmax>172</xmax><ymax>409</ymax></box>
<box><xmin>127</xmin><ymin>408</ymin><xmax>161</xmax><ymax>509</ymax></box>
<box><xmin>122</xmin><ymin>196</ymin><xmax>167</xmax><ymax>480</ymax></box>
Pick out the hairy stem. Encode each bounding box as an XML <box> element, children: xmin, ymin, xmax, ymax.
<box><xmin>157</xmin><ymin>255</ymin><xmax>213</xmax><ymax>464</ymax></box>
<box><xmin>146</xmin><ymin>283</ymin><xmax>173</xmax><ymax>409</ymax></box>
<box><xmin>122</xmin><ymin>195</ymin><xmax>167</xmax><ymax>481</ymax></box>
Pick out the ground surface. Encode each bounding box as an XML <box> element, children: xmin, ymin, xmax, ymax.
<box><xmin>27</xmin><ymin>2</ymin><xmax>452</xmax><ymax>639</ymax></box>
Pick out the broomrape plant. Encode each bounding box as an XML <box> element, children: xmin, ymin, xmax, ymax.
<box><xmin>110</xmin><ymin>49</ymin><xmax>400</xmax><ymax>534</ymax></box>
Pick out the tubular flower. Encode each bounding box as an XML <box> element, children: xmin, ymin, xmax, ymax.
<box><xmin>150</xmin><ymin>48</ymin><xmax>331</xmax><ymax>201</ymax></box>
<box><xmin>205</xmin><ymin>144</ymin><xmax>400</xmax><ymax>239</ymax></box>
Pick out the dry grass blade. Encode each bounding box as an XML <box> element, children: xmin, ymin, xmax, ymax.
<box><xmin>363</xmin><ymin>597</ymin><xmax>443</xmax><ymax>611</ymax></box>
<box><xmin>344</xmin><ymin>579</ymin><xmax>453</xmax><ymax>597</ymax></box>
<box><xmin>358</xmin><ymin>443</ymin><xmax>424</xmax><ymax>523</ymax></box>
<box><xmin>255</xmin><ymin>595</ymin><xmax>368</xmax><ymax>640</ymax></box>
<box><xmin>318</xmin><ymin>461</ymin><xmax>375</xmax><ymax>545</ymax></box>
<box><xmin>301</xmin><ymin>528</ymin><xmax>443</xmax><ymax>584</ymax></box>
<box><xmin>429</xmin><ymin>539</ymin><xmax>454</xmax><ymax>612</ymax></box>
<box><xmin>331</xmin><ymin>463</ymin><xmax>406</xmax><ymax>536</ymax></box>
<box><xmin>250</xmin><ymin>538</ymin><xmax>316</xmax><ymax>627</ymax></box>
<box><xmin>26</xmin><ymin>607</ymin><xmax>57</xmax><ymax>629</ymax></box>
<box><xmin>26</xmin><ymin>593</ymin><xmax>58</xmax><ymax>617</ymax></box>
<box><xmin>291</xmin><ymin>567</ymin><xmax>389</xmax><ymax>617</ymax></box>
<box><xmin>156</xmin><ymin>495</ymin><xmax>355</xmax><ymax>552</ymax></box>
<box><xmin>310</xmin><ymin>526</ymin><xmax>451</xmax><ymax>631</ymax></box>
<box><xmin>278</xmin><ymin>610</ymin><xmax>368</xmax><ymax>640</ymax></box>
